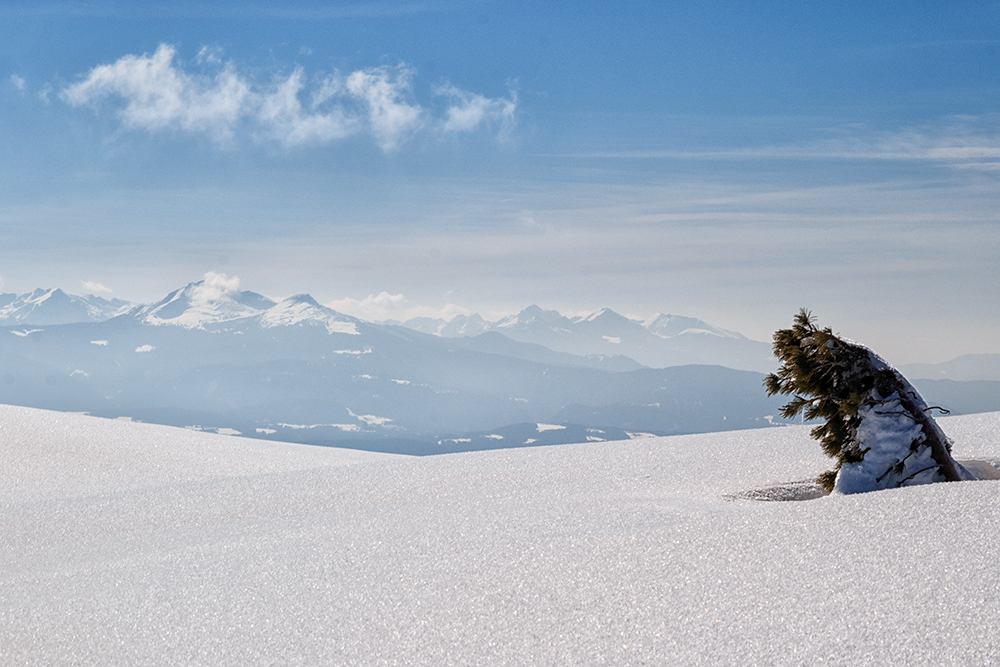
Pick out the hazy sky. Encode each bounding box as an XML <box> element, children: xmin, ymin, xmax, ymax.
<box><xmin>2</xmin><ymin>1</ymin><xmax>1000</xmax><ymax>363</ymax></box>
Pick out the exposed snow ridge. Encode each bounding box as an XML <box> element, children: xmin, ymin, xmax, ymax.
<box><xmin>276</xmin><ymin>422</ymin><xmax>361</xmax><ymax>432</ymax></box>
<box><xmin>536</xmin><ymin>423</ymin><xmax>566</xmax><ymax>432</ymax></box>
<box><xmin>580</xmin><ymin>308</ymin><xmax>610</xmax><ymax>322</ymax></box>
<box><xmin>347</xmin><ymin>408</ymin><xmax>392</xmax><ymax>426</ymax></box>
<box><xmin>144</xmin><ymin>306</ymin><xmax>258</xmax><ymax>328</ymax></box>
<box><xmin>676</xmin><ymin>327</ymin><xmax>725</xmax><ymax>337</ymax></box>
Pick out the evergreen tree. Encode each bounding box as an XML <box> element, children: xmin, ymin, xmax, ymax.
<box><xmin>764</xmin><ymin>309</ymin><xmax>971</xmax><ymax>493</ymax></box>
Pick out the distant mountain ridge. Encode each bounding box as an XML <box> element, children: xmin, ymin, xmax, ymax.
<box><xmin>6</xmin><ymin>283</ymin><xmax>1000</xmax><ymax>379</ymax></box>
<box><xmin>900</xmin><ymin>354</ymin><xmax>1000</xmax><ymax>382</ymax></box>
<box><xmin>2</xmin><ymin>278</ymin><xmax>997</xmax><ymax>454</ymax></box>
<box><xmin>0</xmin><ymin>278</ymin><xmax>800</xmax><ymax>454</ymax></box>
<box><xmin>0</xmin><ymin>288</ymin><xmax>131</xmax><ymax>325</ymax></box>
<box><xmin>1</xmin><ymin>283</ymin><xmax>774</xmax><ymax>371</ymax></box>
<box><xmin>134</xmin><ymin>280</ymin><xmax>276</xmax><ymax>327</ymax></box>
<box><xmin>127</xmin><ymin>280</ymin><xmax>362</xmax><ymax>335</ymax></box>
<box><xmin>396</xmin><ymin>304</ymin><xmax>776</xmax><ymax>373</ymax></box>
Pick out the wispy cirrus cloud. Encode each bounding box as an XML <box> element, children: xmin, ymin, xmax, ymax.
<box><xmin>61</xmin><ymin>44</ymin><xmax>517</xmax><ymax>151</ymax></box>
<box><xmin>569</xmin><ymin>116</ymin><xmax>1000</xmax><ymax>170</ymax></box>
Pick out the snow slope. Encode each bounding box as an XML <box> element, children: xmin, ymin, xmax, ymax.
<box><xmin>2</xmin><ymin>404</ymin><xmax>999</xmax><ymax>665</ymax></box>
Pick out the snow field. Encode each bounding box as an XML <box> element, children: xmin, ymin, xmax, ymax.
<box><xmin>2</xmin><ymin>404</ymin><xmax>999</xmax><ymax>665</ymax></box>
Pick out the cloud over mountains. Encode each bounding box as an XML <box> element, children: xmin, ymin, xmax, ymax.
<box><xmin>61</xmin><ymin>44</ymin><xmax>517</xmax><ymax>150</ymax></box>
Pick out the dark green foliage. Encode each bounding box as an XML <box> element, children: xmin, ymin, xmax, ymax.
<box><xmin>766</xmin><ymin>310</ymin><xmax>966</xmax><ymax>493</ymax></box>
<box><xmin>815</xmin><ymin>469</ymin><xmax>838</xmax><ymax>492</ymax></box>
<box><xmin>764</xmin><ymin>309</ymin><xmax>908</xmax><ymax>491</ymax></box>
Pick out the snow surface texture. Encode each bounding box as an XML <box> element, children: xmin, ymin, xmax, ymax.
<box><xmin>2</xmin><ymin>404</ymin><xmax>999</xmax><ymax>665</ymax></box>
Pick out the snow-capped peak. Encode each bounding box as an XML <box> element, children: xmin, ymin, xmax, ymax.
<box><xmin>25</xmin><ymin>287</ymin><xmax>59</xmax><ymax>304</ymax></box>
<box><xmin>495</xmin><ymin>305</ymin><xmax>568</xmax><ymax>329</ymax></box>
<box><xmin>127</xmin><ymin>276</ymin><xmax>358</xmax><ymax>334</ymax></box>
<box><xmin>137</xmin><ymin>274</ymin><xmax>276</xmax><ymax>329</ymax></box>
<box><xmin>259</xmin><ymin>295</ymin><xmax>360</xmax><ymax>335</ymax></box>
<box><xmin>0</xmin><ymin>288</ymin><xmax>131</xmax><ymax>325</ymax></box>
<box><xmin>643</xmin><ymin>313</ymin><xmax>742</xmax><ymax>339</ymax></box>
<box><xmin>443</xmin><ymin>313</ymin><xmax>489</xmax><ymax>337</ymax></box>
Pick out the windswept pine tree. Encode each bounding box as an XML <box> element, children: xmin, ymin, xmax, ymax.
<box><xmin>765</xmin><ymin>310</ymin><xmax>973</xmax><ymax>493</ymax></box>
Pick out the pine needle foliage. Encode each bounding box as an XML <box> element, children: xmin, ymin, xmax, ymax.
<box><xmin>765</xmin><ymin>309</ymin><xmax>914</xmax><ymax>491</ymax></box>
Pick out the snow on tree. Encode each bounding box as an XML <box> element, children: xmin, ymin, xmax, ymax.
<box><xmin>764</xmin><ymin>309</ymin><xmax>974</xmax><ymax>494</ymax></box>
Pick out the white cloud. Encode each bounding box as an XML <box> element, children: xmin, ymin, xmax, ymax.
<box><xmin>195</xmin><ymin>46</ymin><xmax>223</xmax><ymax>65</ymax></box>
<box><xmin>407</xmin><ymin>302</ymin><xmax>474</xmax><ymax>321</ymax></box>
<box><xmin>436</xmin><ymin>84</ymin><xmax>517</xmax><ymax>136</ymax></box>
<box><xmin>82</xmin><ymin>281</ymin><xmax>113</xmax><ymax>294</ymax></box>
<box><xmin>328</xmin><ymin>291</ymin><xmax>405</xmax><ymax>320</ymax></box>
<box><xmin>191</xmin><ymin>271</ymin><xmax>240</xmax><ymax>306</ymax></box>
<box><xmin>10</xmin><ymin>74</ymin><xmax>26</xmax><ymax>92</ymax></box>
<box><xmin>256</xmin><ymin>69</ymin><xmax>358</xmax><ymax>146</ymax></box>
<box><xmin>62</xmin><ymin>44</ymin><xmax>250</xmax><ymax>140</ymax></box>
<box><xmin>61</xmin><ymin>45</ymin><xmax>512</xmax><ymax>151</ymax></box>
<box><xmin>327</xmin><ymin>292</ymin><xmax>471</xmax><ymax>322</ymax></box>
<box><xmin>345</xmin><ymin>65</ymin><xmax>425</xmax><ymax>151</ymax></box>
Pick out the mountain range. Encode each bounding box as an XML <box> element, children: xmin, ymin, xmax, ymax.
<box><xmin>2</xmin><ymin>280</ymin><xmax>997</xmax><ymax>454</ymax></box>
<box><xmin>396</xmin><ymin>305</ymin><xmax>776</xmax><ymax>372</ymax></box>
<box><xmin>0</xmin><ymin>288</ymin><xmax>131</xmax><ymax>325</ymax></box>
<box><xmin>3</xmin><ymin>285</ymin><xmax>775</xmax><ymax>372</ymax></box>
<box><xmin>0</xmin><ymin>279</ymin><xmax>793</xmax><ymax>453</ymax></box>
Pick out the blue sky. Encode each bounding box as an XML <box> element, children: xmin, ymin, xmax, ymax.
<box><xmin>2</xmin><ymin>1</ymin><xmax>1000</xmax><ymax>363</ymax></box>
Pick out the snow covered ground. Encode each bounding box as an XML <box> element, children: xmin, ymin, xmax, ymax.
<box><xmin>2</xmin><ymin>404</ymin><xmax>999</xmax><ymax>665</ymax></box>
